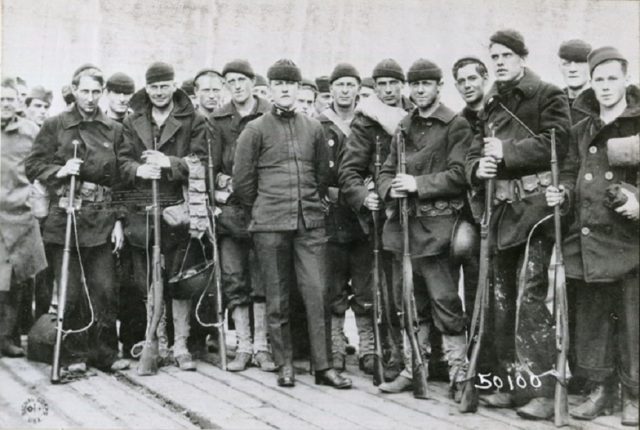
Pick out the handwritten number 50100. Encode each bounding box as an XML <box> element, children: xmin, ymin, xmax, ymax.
<box><xmin>475</xmin><ymin>372</ymin><xmax>542</xmax><ymax>390</ymax></box>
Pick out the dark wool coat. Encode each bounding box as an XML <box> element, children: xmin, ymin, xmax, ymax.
<box><xmin>377</xmin><ymin>104</ymin><xmax>472</xmax><ymax>257</ymax></box>
<box><xmin>233</xmin><ymin>106</ymin><xmax>330</xmax><ymax>232</ymax></box>
<box><xmin>465</xmin><ymin>68</ymin><xmax>571</xmax><ymax>250</ymax></box>
<box><xmin>560</xmin><ymin>85</ymin><xmax>640</xmax><ymax>283</ymax></box>
<box><xmin>26</xmin><ymin>107</ymin><xmax>122</xmax><ymax>247</ymax></box>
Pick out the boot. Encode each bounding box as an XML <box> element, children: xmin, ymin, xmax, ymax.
<box><xmin>570</xmin><ymin>383</ymin><xmax>613</xmax><ymax>420</ymax></box>
<box><xmin>252</xmin><ymin>302</ymin><xmax>276</xmax><ymax>372</ymax></box>
<box><xmin>315</xmin><ymin>368</ymin><xmax>352</xmax><ymax>389</ymax></box>
<box><xmin>622</xmin><ymin>386</ymin><xmax>639</xmax><ymax>427</ymax></box>
<box><xmin>172</xmin><ymin>299</ymin><xmax>196</xmax><ymax>371</ymax></box>
<box><xmin>442</xmin><ymin>334</ymin><xmax>469</xmax><ymax>402</ymax></box>
<box><xmin>228</xmin><ymin>306</ymin><xmax>252</xmax><ymax>372</ymax></box>
<box><xmin>379</xmin><ymin>374</ymin><xmax>413</xmax><ymax>393</ymax></box>
<box><xmin>331</xmin><ymin>313</ymin><xmax>346</xmax><ymax>370</ymax></box>
<box><xmin>0</xmin><ymin>296</ymin><xmax>24</xmax><ymax>358</ymax></box>
<box><xmin>355</xmin><ymin>314</ymin><xmax>375</xmax><ymax>374</ymax></box>
<box><xmin>517</xmin><ymin>397</ymin><xmax>554</xmax><ymax>420</ymax></box>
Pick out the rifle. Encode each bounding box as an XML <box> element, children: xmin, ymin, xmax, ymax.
<box><xmin>206</xmin><ymin>137</ymin><xmax>227</xmax><ymax>371</ymax></box>
<box><xmin>138</xmin><ymin>138</ymin><xmax>165</xmax><ymax>376</ymax></box>
<box><xmin>51</xmin><ymin>140</ymin><xmax>80</xmax><ymax>384</ymax></box>
<box><xmin>371</xmin><ymin>136</ymin><xmax>386</xmax><ymax>386</ymax></box>
<box><xmin>397</xmin><ymin>127</ymin><xmax>429</xmax><ymax>399</ymax></box>
<box><xmin>459</xmin><ymin>128</ymin><xmax>496</xmax><ymax>412</ymax></box>
<box><xmin>551</xmin><ymin>129</ymin><xmax>569</xmax><ymax>427</ymax></box>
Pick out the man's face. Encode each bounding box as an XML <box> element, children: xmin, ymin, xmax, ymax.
<box><xmin>145</xmin><ymin>80</ymin><xmax>175</xmax><ymax>109</ymax></box>
<box><xmin>25</xmin><ymin>98</ymin><xmax>51</xmax><ymax>125</ymax></box>
<box><xmin>271</xmin><ymin>80</ymin><xmax>299</xmax><ymax>109</ymax></box>
<box><xmin>409</xmin><ymin>80</ymin><xmax>441</xmax><ymax>110</ymax></box>
<box><xmin>489</xmin><ymin>44</ymin><xmax>525</xmax><ymax>82</ymax></box>
<box><xmin>253</xmin><ymin>86</ymin><xmax>271</xmax><ymax>101</ymax></box>
<box><xmin>1</xmin><ymin>87</ymin><xmax>19</xmax><ymax>121</ymax></box>
<box><xmin>73</xmin><ymin>76</ymin><xmax>103</xmax><ymax>115</ymax></box>
<box><xmin>15</xmin><ymin>84</ymin><xmax>28</xmax><ymax>112</ymax></box>
<box><xmin>106</xmin><ymin>90</ymin><xmax>132</xmax><ymax>115</ymax></box>
<box><xmin>330</xmin><ymin>77</ymin><xmax>359</xmax><ymax>109</ymax></box>
<box><xmin>195</xmin><ymin>74</ymin><xmax>223</xmax><ymax>111</ymax></box>
<box><xmin>560</xmin><ymin>59</ymin><xmax>590</xmax><ymax>90</ymax></box>
<box><xmin>374</xmin><ymin>77</ymin><xmax>403</xmax><ymax>106</ymax></box>
<box><xmin>225</xmin><ymin>72</ymin><xmax>254</xmax><ymax>105</ymax></box>
<box><xmin>359</xmin><ymin>86</ymin><xmax>375</xmax><ymax>100</ymax></box>
<box><xmin>295</xmin><ymin>87</ymin><xmax>315</xmax><ymax>115</ymax></box>
<box><xmin>455</xmin><ymin>64</ymin><xmax>487</xmax><ymax>106</ymax></box>
<box><xmin>315</xmin><ymin>92</ymin><xmax>332</xmax><ymax>114</ymax></box>
<box><xmin>591</xmin><ymin>60</ymin><xmax>627</xmax><ymax>108</ymax></box>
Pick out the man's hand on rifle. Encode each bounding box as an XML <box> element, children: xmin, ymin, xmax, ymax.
<box><xmin>545</xmin><ymin>185</ymin><xmax>566</xmax><ymax>207</ymax></box>
<box><xmin>111</xmin><ymin>220</ymin><xmax>124</xmax><ymax>254</ymax></box>
<box><xmin>142</xmin><ymin>150</ymin><xmax>171</xmax><ymax>168</ymax></box>
<box><xmin>476</xmin><ymin>156</ymin><xmax>498</xmax><ymax>179</ymax></box>
<box><xmin>389</xmin><ymin>173</ymin><xmax>416</xmax><ymax>198</ymax></box>
<box><xmin>615</xmin><ymin>187</ymin><xmax>640</xmax><ymax>221</ymax></box>
<box><xmin>55</xmin><ymin>158</ymin><xmax>83</xmax><ymax>178</ymax></box>
<box><xmin>482</xmin><ymin>136</ymin><xmax>503</xmax><ymax>160</ymax></box>
<box><xmin>364</xmin><ymin>191</ymin><xmax>381</xmax><ymax>210</ymax></box>
<box><xmin>136</xmin><ymin>164</ymin><xmax>161</xmax><ymax>180</ymax></box>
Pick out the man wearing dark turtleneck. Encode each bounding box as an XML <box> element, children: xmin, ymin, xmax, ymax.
<box><xmin>233</xmin><ymin>59</ymin><xmax>351</xmax><ymax>390</ymax></box>
<box><xmin>464</xmin><ymin>30</ymin><xmax>571</xmax><ymax>420</ymax></box>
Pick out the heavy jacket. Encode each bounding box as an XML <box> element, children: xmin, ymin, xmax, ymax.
<box><xmin>317</xmin><ymin>107</ymin><xmax>366</xmax><ymax>243</ymax></box>
<box><xmin>211</xmin><ymin>96</ymin><xmax>270</xmax><ymax>237</ymax></box>
<box><xmin>378</xmin><ymin>104</ymin><xmax>472</xmax><ymax>257</ymax></box>
<box><xmin>560</xmin><ymin>85</ymin><xmax>640</xmax><ymax>283</ymax></box>
<box><xmin>26</xmin><ymin>107</ymin><xmax>122</xmax><ymax>247</ymax></box>
<box><xmin>465</xmin><ymin>68</ymin><xmax>571</xmax><ymax>250</ymax></box>
<box><xmin>233</xmin><ymin>106</ymin><xmax>329</xmax><ymax>232</ymax></box>
<box><xmin>1</xmin><ymin>117</ymin><xmax>47</xmax><ymax>286</ymax></box>
<box><xmin>339</xmin><ymin>97</ymin><xmax>413</xmax><ymax>215</ymax></box>
<box><xmin>564</xmin><ymin>87</ymin><xmax>591</xmax><ymax>126</ymax></box>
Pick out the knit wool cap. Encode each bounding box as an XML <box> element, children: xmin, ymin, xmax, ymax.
<box><xmin>267</xmin><ymin>59</ymin><xmax>302</xmax><ymax>82</ymax></box>
<box><xmin>407</xmin><ymin>58</ymin><xmax>442</xmax><ymax>83</ymax></box>
<box><xmin>180</xmin><ymin>79</ymin><xmax>195</xmax><ymax>96</ymax></box>
<box><xmin>490</xmin><ymin>30</ymin><xmax>529</xmax><ymax>57</ymax></box>
<box><xmin>254</xmin><ymin>74</ymin><xmax>268</xmax><ymax>87</ymax></box>
<box><xmin>361</xmin><ymin>77</ymin><xmax>375</xmax><ymax>89</ymax></box>
<box><xmin>329</xmin><ymin>63</ymin><xmax>361</xmax><ymax>84</ymax></box>
<box><xmin>222</xmin><ymin>59</ymin><xmax>255</xmax><ymax>79</ymax></box>
<box><xmin>558</xmin><ymin>39</ymin><xmax>592</xmax><ymax>63</ymax></box>
<box><xmin>315</xmin><ymin>76</ymin><xmax>331</xmax><ymax>93</ymax></box>
<box><xmin>146</xmin><ymin>62</ymin><xmax>175</xmax><ymax>84</ymax></box>
<box><xmin>27</xmin><ymin>86</ymin><xmax>53</xmax><ymax>104</ymax></box>
<box><xmin>372</xmin><ymin>58</ymin><xmax>405</xmax><ymax>82</ymax></box>
<box><xmin>588</xmin><ymin>46</ymin><xmax>627</xmax><ymax>75</ymax></box>
<box><xmin>106</xmin><ymin>72</ymin><xmax>135</xmax><ymax>94</ymax></box>
<box><xmin>301</xmin><ymin>78</ymin><xmax>318</xmax><ymax>92</ymax></box>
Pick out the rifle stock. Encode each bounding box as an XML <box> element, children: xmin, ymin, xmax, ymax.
<box><xmin>51</xmin><ymin>140</ymin><xmax>80</xmax><ymax>384</ymax></box>
<box><xmin>397</xmin><ymin>128</ymin><xmax>428</xmax><ymax>399</ymax></box>
<box><xmin>371</xmin><ymin>136</ymin><xmax>385</xmax><ymax>386</ymax></box>
<box><xmin>206</xmin><ymin>138</ymin><xmax>227</xmax><ymax>371</ymax></box>
<box><xmin>551</xmin><ymin>129</ymin><xmax>569</xmax><ymax>427</ymax></box>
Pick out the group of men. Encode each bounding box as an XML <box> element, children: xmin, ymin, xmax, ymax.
<box><xmin>0</xmin><ymin>28</ymin><xmax>637</xmax><ymax>426</ymax></box>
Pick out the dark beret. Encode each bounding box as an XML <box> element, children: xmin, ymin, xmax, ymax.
<box><xmin>372</xmin><ymin>58</ymin><xmax>405</xmax><ymax>82</ymax></box>
<box><xmin>361</xmin><ymin>77</ymin><xmax>375</xmax><ymax>89</ymax></box>
<box><xmin>254</xmin><ymin>74</ymin><xmax>268</xmax><ymax>87</ymax></box>
<box><xmin>222</xmin><ymin>59</ymin><xmax>255</xmax><ymax>79</ymax></box>
<box><xmin>490</xmin><ymin>29</ymin><xmax>529</xmax><ymax>57</ymax></box>
<box><xmin>146</xmin><ymin>62</ymin><xmax>175</xmax><ymax>85</ymax></box>
<box><xmin>588</xmin><ymin>46</ymin><xmax>627</xmax><ymax>75</ymax></box>
<box><xmin>180</xmin><ymin>79</ymin><xmax>195</xmax><ymax>96</ymax></box>
<box><xmin>407</xmin><ymin>58</ymin><xmax>442</xmax><ymax>83</ymax></box>
<box><xmin>558</xmin><ymin>39</ymin><xmax>592</xmax><ymax>63</ymax></box>
<box><xmin>330</xmin><ymin>63</ymin><xmax>361</xmax><ymax>84</ymax></box>
<box><xmin>106</xmin><ymin>72</ymin><xmax>135</xmax><ymax>94</ymax></box>
<box><xmin>315</xmin><ymin>76</ymin><xmax>330</xmax><ymax>93</ymax></box>
<box><xmin>267</xmin><ymin>59</ymin><xmax>302</xmax><ymax>82</ymax></box>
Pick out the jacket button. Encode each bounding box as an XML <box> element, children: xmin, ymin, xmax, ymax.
<box><xmin>426</xmin><ymin>121</ymin><xmax>432</xmax><ymax>126</ymax></box>
<box><xmin>329</xmin><ymin>161</ymin><xmax>335</xmax><ymax>168</ymax></box>
<box><xmin>589</xmin><ymin>146</ymin><xmax>597</xmax><ymax>154</ymax></box>
<box><xmin>604</xmin><ymin>171</ymin><xmax>613</xmax><ymax>180</ymax></box>
<box><xmin>584</xmin><ymin>173</ymin><xmax>593</xmax><ymax>181</ymax></box>
<box><xmin>327</xmin><ymin>139</ymin><xmax>335</xmax><ymax>147</ymax></box>
<box><xmin>581</xmin><ymin>227</ymin><xmax>590</xmax><ymax>236</ymax></box>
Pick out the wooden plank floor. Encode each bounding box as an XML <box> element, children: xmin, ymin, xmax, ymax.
<box><xmin>0</xmin><ymin>350</ymin><xmax>630</xmax><ymax>430</ymax></box>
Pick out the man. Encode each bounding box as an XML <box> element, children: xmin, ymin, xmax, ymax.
<box><xmin>465</xmin><ymin>30</ymin><xmax>571</xmax><ymax>419</ymax></box>
<box><xmin>116</xmin><ymin>62</ymin><xmax>207</xmax><ymax>371</ymax></box>
<box><xmin>104</xmin><ymin>72</ymin><xmax>135</xmax><ymax>123</ymax></box>
<box><xmin>61</xmin><ymin>85</ymin><xmax>75</xmax><ymax>108</ymax></box>
<box><xmin>25</xmin><ymin>66</ymin><xmax>127</xmax><ymax>372</ymax></box>
<box><xmin>211</xmin><ymin>59</ymin><xmax>275</xmax><ymax>372</ymax></box>
<box><xmin>15</xmin><ymin>77</ymin><xmax>29</xmax><ymax>116</ymax></box>
<box><xmin>339</xmin><ymin>58</ymin><xmax>413</xmax><ymax>381</ymax></box>
<box><xmin>252</xmin><ymin>74</ymin><xmax>271</xmax><ymax>101</ymax></box>
<box><xmin>453</xmin><ymin>57</ymin><xmax>489</xmax><ymax>134</ymax></box>
<box><xmin>0</xmin><ymin>79</ymin><xmax>47</xmax><ymax>357</ymax></box>
<box><xmin>194</xmin><ymin>69</ymin><xmax>224</xmax><ymax>118</ymax></box>
<box><xmin>181</xmin><ymin>79</ymin><xmax>198</xmax><ymax>109</ymax></box>
<box><xmin>558</xmin><ymin>39</ymin><xmax>592</xmax><ymax>124</ymax></box>
<box><xmin>234</xmin><ymin>59</ymin><xmax>350</xmax><ymax>389</ymax></box>
<box><xmin>315</xmin><ymin>76</ymin><xmax>332</xmax><ymax>115</ymax></box>
<box><xmin>546</xmin><ymin>46</ymin><xmax>638</xmax><ymax>427</ymax></box>
<box><xmin>296</xmin><ymin>79</ymin><xmax>317</xmax><ymax>117</ymax></box>
<box><xmin>376</xmin><ymin>59</ymin><xmax>472</xmax><ymax>397</ymax></box>
<box><xmin>25</xmin><ymin>86</ymin><xmax>53</xmax><ymax>126</ymax></box>
<box><xmin>359</xmin><ymin>77</ymin><xmax>375</xmax><ymax>100</ymax></box>
<box><xmin>315</xmin><ymin>63</ymin><xmax>374</xmax><ymax>372</ymax></box>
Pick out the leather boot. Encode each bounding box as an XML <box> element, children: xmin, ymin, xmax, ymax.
<box><xmin>315</xmin><ymin>368</ymin><xmax>352</xmax><ymax>389</ymax></box>
<box><xmin>622</xmin><ymin>386</ymin><xmax>639</xmax><ymax>427</ymax></box>
<box><xmin>172</xmin><ymin>299</ymin><xmax>196</xmax><ymax>371</ymax></box>
<box><xmin>277</xmin><ymin>363</ymin><xmax>295</xmax><ymax>387</ymax></box>
<box><xmin>228</xmin><ymin>306</ymin><xmax>252</xmax><ymax>372</ymax></box>
<box><xmin>570</xmin><ymin>383</ymin><xmax>613</xmax><ymax>420</ymax></box>
<box><xmin>442</xmin><ymin>334</ymin><xmax>468</xmax><ymax>401</ymax></box>
<box><xmin>331</xmin><ymin>314</ymin><xmax>346</xmax><ymax>370</ymax></box>
<box><xmin>0</xmin><ymin>297</ymin><xmax>24</xmax><ymax>358</ymax></box>
<box><xmin>355</xmin><ymin>314</ymin><xmax>375</xmax><ymax>374</ymax></box>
